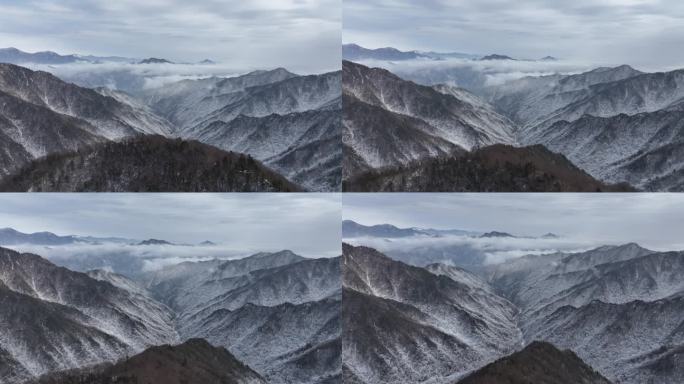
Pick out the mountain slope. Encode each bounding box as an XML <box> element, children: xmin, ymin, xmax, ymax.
<box><xmin>0</xmin><ymin>228</ymin><xmax>79</xmax><ymax>246</ymax></box>
<box><xmin>342</xmin><ymin>220</ymin><xmax>427</xmax><ymax>238</ymax></box>
<box><xmin>143</xmin><ymin>250</ymin><xmax>306</xmax><ymax>312</ymax></box>
<box><xmin>343</xmin><ymin>244</ymin><xmax>521</xmax><ymax>383</ymax></box>
<box><xmin>197</xmin><ymin>108</ymin><xmax>341</xmax><ymax>191</ymax></box>
<box><xmin>528</xmin><ymin>111</ymin><xmax>684</xmax><ymax>190</ymax></box>
<box><xmin>525</xmin><ymin>293</ymin><xmax>684</xmax><ymax>384</ymax></box>
<box><xmin>0</xmin><ymin>63</ymin><xmax>172</xmax><ymax>139</ymax></box>
<box><xmin>343</xmin><ymin>93</ymin><xmax>463</xmax><ymax>171</ymax></box>
<box><xmin>456</xmin><ymin>341</ymin><xmax>612</xmax><ymax>384</ymax></box>
<box><xmin>0</xmin><ymin>247</ymin><xmax>178</xmax><ymax>383</ymax></box>
<box><xmin>485</xmin><ymin>244</ymin><xmax>684</xmax><ymax>384</ymax></box>
<box><xmin>0</xmin><ymin>63</ymin><xmax>175</xmax><ymax>179</ymax></box>
<box><xmin>143</xmin><ymin>68</ymin><xmax>341</xmax><ymax>191</ymax></box>
<box><xmin>0</xmin><ymin>135</ymin><xmax>301</xmax><ymax>192</ymax></box>
<box><xmin>32</xmin><ymin>339</ymin><xmax>266</xmax><ymax>384</ymax></box>
<box><xmin>0</xmin><ymin>89</ymin><xmax>104</xmax><ymax>177</ymax></box>
<box><xmin>484</xmin><ymin>65</ymin><xmax>643</xmax><ymax>126</ymax></box>
<box><xmin>342</xmin><ymin>44</ymin><xmax>425</xmax><ymax>61</ymax></box>
<box><xmin>343</xmin><ymin>61</ymin><xmax>515</xmax><ymax>158</ymax></box>
<box><xmin>344</xmin><ymin>144</ymin><xmax>634</xmax><ymax>192</ymax></box>
<box><xmin>143</xmin><ymin>253</ymin><xmax>342</xmax><ymax>384</ymax></box>
<box><xmin>482</xmin><ymin>66</ymin><xmax>684</xmax><ymax>190</ymax></box>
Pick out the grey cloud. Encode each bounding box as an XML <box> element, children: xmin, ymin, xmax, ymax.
<box><xmin>344</xmin><ymin>0</ymin><xmax>684</xmax><ymax>71</ymax></box>
<box><xmin>344</xmin><ymin>234</ymin><xmax>598</xmax><ymax>264</ymax></box>
<box><xmin>0</xmin><ymin>0</ymin><xmax>341</xmax><ymax>73</ymax></box>
<box><xmin>0</xmin><ymin>194</ymin><xmax>342</xmax><ymax>259</ymax></box>
<box><xmin>342</xmin><ymin>193</ymin><xmax>684</xmax><ymax>252</ymax></box>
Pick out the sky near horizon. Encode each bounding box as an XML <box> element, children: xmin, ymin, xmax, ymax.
<box><xmin>0</xmin><ymin>194</ymin><xmax>342</xmax><ymax>258</ymax></box>
<box><xmin>0</xmin><ymin>0</ymin><xmax>341</xmax><ymax>73</ymax></box>
<box><xmin>344</xmin><ymin>0</ymin><xmax>684</xmax><ymax>71</ymax></box>
<box><xmin>343</xmin><ymin>193</ymin><xmax>684</xmax><ymax>251</ymax></box>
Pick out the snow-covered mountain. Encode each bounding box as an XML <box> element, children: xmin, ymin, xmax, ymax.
<box><xmin>343</xmin><ymin>61</ymin><xmax>515</xmax><ymax>175</ymax></box>
<box><xmin>142</xmin><ymin>251</ymin><xmax>342</xmax><ymax>384</ymax></box>
<box><xmin>343</xmin><ymin>244</ymin><xmax>521</xmax><ymax>384</ymax></box>
<box><xmin>0</xmin><ymin>63</ymin><xmax>173</xmax><ymax>178</ymax></box>
<box><xmin>0</xmin><ymin>245</ymin><xmax>342</xmax><ymax>384</ymax></box>
<box><xmin>481</xmin><ymin>66</ymin><xmax>684</xmax><ymax>190</ymax></box>
<box><xmin>0</xmin><ymin>246</ymin><xmax>178</xmax><ymax>383</ymax></box>
<box><xmin>345</xmin><ymin>242</ymin><xmax>684</xmax><ymax>384</ymax></box>
<box><xmin>343</xmin><ymin>53</ymin><xmax>684</xmax><ymax>191</ymax></box>
<box><xmin>342</xmin><ymin>44</ymin><xmax>480</xmax><ymax>62</ymax></box>
<box><xmin>486</xmin><ymin>244</ymin><xmax>684</xmax><ymax>384</ymax></box>
<box><xmin>341</xmin><ymin>61</ymin><xmax>629</xmax><ymax>191</ymax></box>
<box><xmin>0</xmin><ymin>47</ymin><xmax>135</xmax><ymax>65</ymax></box>
<box><xmin>1</xmin><ymin>60</ymin><xmax>341</xmax><ymax>191</ymax></box>
<box><xmin>143</xmin><ymin>69</ymin><xmax>342</xmax><ymax>191</ymax></box>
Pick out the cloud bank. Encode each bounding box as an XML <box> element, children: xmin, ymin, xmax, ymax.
<box><xmin>345</xmin><ymin>0</ymin><xmax>684</xmax><ymax>71</ymax></box>
<box><xmin>0</xmin><ymin>0</ymin><xmax>341</xmax><ymax>73</ymax></box>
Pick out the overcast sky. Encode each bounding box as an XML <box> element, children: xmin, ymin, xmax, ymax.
<box><xmin>0</xmin><ymin>194</ymin><xmax>341</xmax><ymax>258</ymax></box>
<box><xmin>0</xmin><ymin>0</ymin><xmax>341</xmax><ymax>73</ymax></box>
<box><xmin>343</xmin><ymin>193</ymin><xmax>684</xmax><ymax>251</ymax></box>
<box><xmin>344</xmin><ymin>0</ymin><xmax>684</xmax><ymax>71</ymax></box>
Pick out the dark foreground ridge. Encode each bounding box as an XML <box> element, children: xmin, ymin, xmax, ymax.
<box><xmin>0</xmin><ymin>135</ymin><xmax>302</xmax><ymax>192</ymax></box>
<box><xmin>456</xmin><ymin>341</ymin><xmax>612</xmax><ymax>384</ymax></box>
<box><xmin>344</xmin><ymin>144</ymin><xmax>635</xmax><ymax>192</ymax></box>
<box><xmin>31</xmin><ymin>338</ymin><xmax>265</xmax><ymax>384</ymax></box>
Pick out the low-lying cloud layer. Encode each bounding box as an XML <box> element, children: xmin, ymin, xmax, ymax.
<box><xmin>345</xmin><ymin>0</ymin><xmax>684</xmax><ymax>72</ymax></box>
<box><xmin>0</xmin><ymin>194</ymin><xmax>342</xmax><ymax>264</ymax></box>
<box><xmin>352</xmin><ymin>57</ymin><xmax>596</xmax><ymax>87</ymax></box>
<box><xmin>26</xmin><ymin>61</ymin><xmax>254</xmax><ymax>93</ymax></box>
<box><xmin>344</xmin><ymin>233</ymin><xmax>599</xmax><ymax>265</ymax></box>
<box><xmin>343</xmin><ymin>193</ymin><xmax>684</xmax><ymax>256</ymax></box>
<box><xmin>5</xmin><ymin>242</ymin><xmax>286</xmax><ymax>273</ymax></box>
<box><xmin>0</xmin><ymin>0</ymin><xmax>341</xmax><ymax>73</ymax></box>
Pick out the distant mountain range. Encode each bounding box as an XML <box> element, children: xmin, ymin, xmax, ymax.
<box><xmin>0</xmin><ymin>227</ymin><xmax>216</xmax><ymax>247</ymax></box>
<box><xmin>0</xmin><ymin>245</ymin><xmax>341</xmax><ymax>384</ymax></box>
<box><xmin>343</xmin><ymin>242</ymin><xmax>684</xmax><ymax>384</ymax></box>
<box><xmin>342</xmin><ymin>43</ymin><xmax>559</xmax><ymax>63</ymax></box>
<box><xmin>0</xmin><ymin>57</ymin><xmax>341</xmax><ymax>191</ymax></box>
<box><xmin>342</xmin><ymin>44</ymin><xmax>480</xmax><ymax>61</ymax></box>
<box><xmin>341</xmin><ymin>220</ymin><xmax>561</xmax><ymax>240</ymax></box>
<box><xmin>0</xmin><ymin>47</ymin><xmax>136</xmax><ymax>65</ymax></box>
<box><xmin>0</xmin><ymin>246</ymin><xmax>179</xmax><ymax>383</ymax></box>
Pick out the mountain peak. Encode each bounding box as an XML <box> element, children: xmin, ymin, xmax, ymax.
<box><xmin>137</xmin><ymin>238</ymin><xmax>173</xmax><ymax>246</ymax></box>
<box><xmin>480</xmin><ymin>231</ymin><xmax>515</xmax><ymax>238</ymax></box>
<box><xmin>480</xmin><ymin>54</ymin><xmax>515</xmax><ymax>61</ymax></box>
<box><xmin>138</xmin><ymin>57</ymin><xmax>173</xmax><ymax>64</ymax></box>
<box><xmin>457</xmin><ymin>341</ymin><xmax>612</xmax><ymax>384</ymax></box>
<box><xmin>34</xmin><ymin>338</ymin><xmax>266</xmax><ymax>384</ymax></box>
